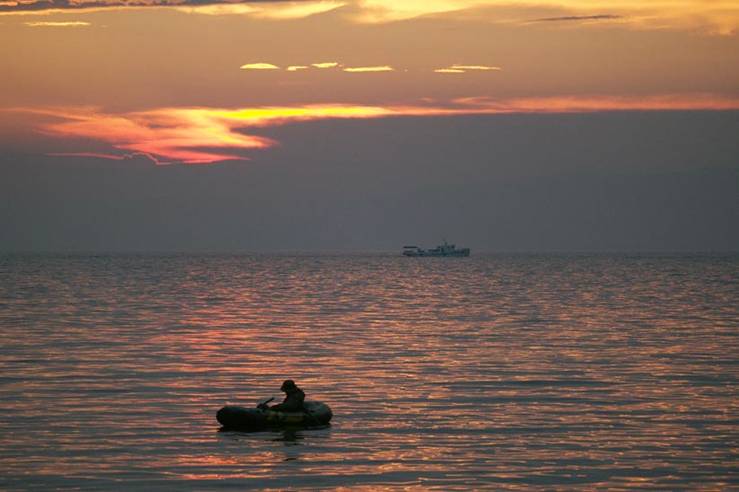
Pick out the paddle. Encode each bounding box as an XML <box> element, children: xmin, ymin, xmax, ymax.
<box><xmin>256</xmin><ymin>397</ymin><xmax>275</xmax><ymax>410</ymax></box>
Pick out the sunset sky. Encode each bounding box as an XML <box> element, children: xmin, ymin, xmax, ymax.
<box><xmin>1</xmin><ymin>0</ymin><xmax>738</xmax><ymax>251</ymax></box>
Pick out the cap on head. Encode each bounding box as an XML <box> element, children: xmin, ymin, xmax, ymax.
<box><xmin>281</xmin><ymin>379</ymin><xmax>297</xmax><ymax>391</ymax></box>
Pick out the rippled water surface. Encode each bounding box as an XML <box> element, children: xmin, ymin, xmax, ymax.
<box><xmin>1</xmin><ymin>254</ymin><xmax>737</xmax><ymax>490</ymax></box>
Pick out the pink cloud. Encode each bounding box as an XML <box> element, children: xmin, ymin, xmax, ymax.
<box><xmin>11</xmin><ymin>94</ymin><xmax>739</xmax><ymax>164</ymax></box>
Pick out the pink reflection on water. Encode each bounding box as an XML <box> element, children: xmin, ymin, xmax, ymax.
<box><xmin>0</xmin><ymin>255</ymin><xmax>736</xmax><ymax>489</ymax></box>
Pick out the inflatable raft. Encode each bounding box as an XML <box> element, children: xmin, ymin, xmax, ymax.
<box><xmin>217</xmin><ymin>401</ymin><xmax>333</xmax><ymax>430</ymax></box>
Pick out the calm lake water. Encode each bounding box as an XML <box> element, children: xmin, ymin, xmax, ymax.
<box><xmin>0</xmin><ymin>254</ymin><xmax>737</xmax><ymax>490</ymax></box>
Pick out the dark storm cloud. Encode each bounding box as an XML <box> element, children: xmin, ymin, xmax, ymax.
<box><xmin>0</xmin><ymin>0</ymin><xmax>308</xmax><ymax>13</ymax></box>
<box><xmin>531</xmin><ymin>14</ymin><xmax>623</xmax><ymax>23</ymax></box>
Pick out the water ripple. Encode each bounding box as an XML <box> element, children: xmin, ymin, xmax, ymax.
<box><xmin>0</xmin><ymin>254</ymin><xmax>737</xmax><ymax>489</ymax></box>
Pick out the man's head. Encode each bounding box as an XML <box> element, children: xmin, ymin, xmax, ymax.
<box><xmin>281</xmin><ymin>379</ymin><xmax>297</xmax><ymax>392</ymax></box>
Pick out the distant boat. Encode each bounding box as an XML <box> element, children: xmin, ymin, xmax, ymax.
<box><xmin>402</xmin><ymin>241</ymin><xmax>470</xmax><ymax>257</ymax></box>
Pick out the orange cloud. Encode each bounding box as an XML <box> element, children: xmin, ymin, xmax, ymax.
<box><xmin>1</xmin><ymin>0</ymin><xmax>346</xmax><ymax>18</ymax></box>
<box><xmin>466</xmin><ymin>95</ymin><xmax>739</xmax><ymax>113</ymax></box>
<box><xmin>175</xmin><ymin>1</ymin><xmax>344</xmax><ymax>18</ymax></box>
<box><xmin>22</xmin><ymin>106</ymin><xmax>275</xmax><ymax>164</ymax></box>
<box><xmin>2</xmin><ymin>0</ymin><xmax>736</xmax><ymax>34</ymax></box>
<box><xmin>48</xmin><ymin>151</ymin><xmax>162</xmax><ymax>163</ymax></box>
<box><xmin>352</xmin><ymin>0</ymin><xmax>738</xmax><ymax>35</ymax></box>
<box><xmin>12</xmin><ymin>94</ymin><xmax>739</xmax><ymax>164</ymax></box>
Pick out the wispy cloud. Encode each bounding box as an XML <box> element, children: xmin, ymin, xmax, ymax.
<box><xmin>240</xmin><ymin>62</ymin><xmax>280</xmax><ymax>70</ymax></box>
<box><xmin>0</xmin><ymin>0</ymin><xmax>345</xmax><ymax>17</ymax></box>
<box><xmin>242</xmin><ymin>62</ymin><xmax>394</xmax><ymax>73</ymax></box>
<box><xmin>350</xmin><ymin>0</ymin><xmax>738</xmax><ymax>35</ymax></box>
<box><xmin>311</xmin><ymin>62</ymin><xmax>339</xmax><ymax>69</ymax></box>
<box><xmin>24</xmin><ymin>20</ymin><xmax>91</xmax><ymax>26</ymax></box>
<box><xmin>435</xmin><ymin>64</ymin><xmax>501</xmax><ymax>73</ymax></box>
<box><xmin>13</xmin><ymin>94</ymin><xmax>739</xmax><ymax>164</ymax></box>
<box><xmin>174</xmin><ymin>1</ymin><xmax>344</xmax><ymax>18</ymax></box>
<box><xmin>530</xmin><ymin>14</ymin><xmax>622</xmax><ymax>23</ymax></box>
<box><xmin>343</xmin><ymin>65</ymin><xmax>394</xmax><ymax>73</ymax></box>
<box><xmin>2</xmin><ymin>0</ymin><xmax>736</xmax><ymax>34</ymax></box>
<box><xmin>452</xmin><ymin>95</ymin><xmax>739</xmax><ymax>113</ymax></box>
<box><xmin>449</xmin><ymin>64</ymin><xmax>500</xmax><ymax>71</ymax></box>
<box><xmin>48</xmin><ymin>151</ymin><xmax>161</xmax><ymax>163</ymax></box>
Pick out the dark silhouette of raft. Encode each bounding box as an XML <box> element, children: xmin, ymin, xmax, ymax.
<box><xmin>217</xmin><ymin>401</ymin><xmax>333</xmax><ymax>430</ymax></box>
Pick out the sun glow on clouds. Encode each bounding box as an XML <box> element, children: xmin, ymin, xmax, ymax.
<box><xmin>243</xmin><ymin>63</ymin><xmax>395</xmax><ymax>73</ymax></box>
<box><xmin>355</xmin><ymin>0</ymin><xmax>489</xmax><ymax>22</ymax></box>
<box><xmin>174</xmin><ymin>0</ymin><xmax>345</xmax><ymax>18</ymax></box>
<box><xmin>24</xmin><ymin>20</ymin><xmax>90</xmax><ymax>26</ymax></box>
<box><xmin>1</xmin><ymin>0</ymin><xmax>736</xmax><ymax>33</ymax></box>
<box><xmin>26</xmin><ymin>106</ymin><xmax>275</xmax><ymax>164</ymax></box>
<box><xmin>244</xmin><ymin>62</ymin><xmax>481</xmax><ymax>73</ymax></box>
<box><xmin>0</xmin><ymin>0</ymin><xmax>346</xmax><ymax>18</ymax></box>
<box><xmin>311</xmin><ymin>62</ymin><xmax>339</xmax><ymax>69</ymax></box>
<box><xmin>435</xmin><ymin>64</ymin><xmax>500</xmax><ymax>73</ymax></box>
<box><xmin>451</xmin><ymin>65</ymin><xmax>500</xmax><ymax>71</ymax></box>
<box><xmin>343</xmin><ymin>65</ymin><xmax>394</xmax><ymax>73</ymax></box>
<box><xmin>240</xmin><ymin>62</ymin><xmax>280</xmax><ymax>70</ymax></box>
<box><xmin>18</xmin><ymin>94</ymin><xmax>739</xmax><ymax>164</ymax></box>
<box><xmin>353</xmin><ymin>0</ymin><xmax>739</xmax><ymax>34</ymax></box>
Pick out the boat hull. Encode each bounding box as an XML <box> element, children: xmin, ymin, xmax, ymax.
<box><xmin>216</xmin><ymin>401</ymin><xmax>332</xmax><ymax>430</ymax></box>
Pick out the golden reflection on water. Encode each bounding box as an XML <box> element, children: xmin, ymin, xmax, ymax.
<box><xmin>0</xmin><ymin>254</ymin><xmax>737</xmax><ymax>489</ymax></box>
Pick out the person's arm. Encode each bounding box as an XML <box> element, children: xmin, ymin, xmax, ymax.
<box><xmin>270</xmin><ymin>391</ymin><xmax>305</xmax><ymax>412</ymax></box>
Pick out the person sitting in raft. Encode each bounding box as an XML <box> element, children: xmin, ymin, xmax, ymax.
<box><xmin>264</xmin><ymin>380</ymin><xmax>305</xmax><ymax>412</ymax></box>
